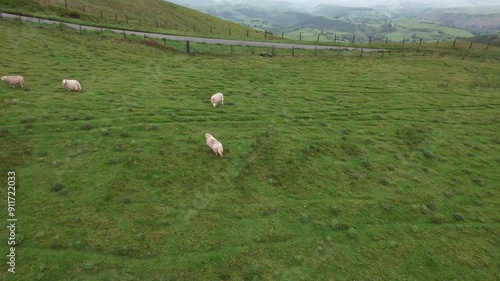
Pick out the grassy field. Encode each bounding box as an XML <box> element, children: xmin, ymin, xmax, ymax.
<box><xmin>1</xmin><ymin>18</ymin><xmax>499</xmax><ymax>281</ymax></box>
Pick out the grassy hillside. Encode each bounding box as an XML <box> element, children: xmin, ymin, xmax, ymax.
<box><xmin>0</xmin><ymin>0</ymin><xmax>272</xmax><ymax>40</ymax></box>
<box><xmin>1</xmin><ymin>19</ymin><xmax>500</xmax><ymax>280</ymax></box>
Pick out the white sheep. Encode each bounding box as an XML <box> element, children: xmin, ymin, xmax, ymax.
<box><xmin>62</xmin><ymin>79</ymin><xmax>82</xmax><ymax>92</ymax></box>
<box><xmin>210</xmin><ymin>93</ymin><xmax>224</xmax><ymax>107</ymax></box>
<box><xmin>1</xmin><ymin>76</ymin><xmax>24</xmax><ymax>88</ymax></box>
<box><xmin>205</xmin><ymin>133</ymin><xmax>224</xmax><ymax>158</ymax></box>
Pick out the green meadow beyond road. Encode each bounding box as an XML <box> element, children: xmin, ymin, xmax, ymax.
<box><xmin>1</xmin><ymin>12</ymin><xmax>381</xmax><ymax>52</ymax></box>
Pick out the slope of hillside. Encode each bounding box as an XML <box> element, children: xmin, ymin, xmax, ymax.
<box><xmin>0</xmin><ymin>0</ymin><xmax>271</xmax><ymax>40</ymax></box>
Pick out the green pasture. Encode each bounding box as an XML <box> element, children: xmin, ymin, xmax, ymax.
<box><xmin>0</xmin><ymin>19</ymin><xmax>499</xmax><ymax>281</ymax></box>
<box><xmin>388</xmin><ymin>18</ymin><xmax>475</xmax><ymax>42</ymax></box>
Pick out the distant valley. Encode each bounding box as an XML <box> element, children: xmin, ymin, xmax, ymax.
<box><xmin>167</xmin><ymin>0</ymin><xmax>500</xmax><ymax>43</ymax></box>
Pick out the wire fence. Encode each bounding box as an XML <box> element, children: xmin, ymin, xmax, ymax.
<box><xmin>1</xmin><ymin>10</ymin><xmax>499</xmax><ymax>61</ymax></box>
<box><xmin>23</xmin><ymin>0</ymin><xmax>497</xmax><ymax>47</ymax></box>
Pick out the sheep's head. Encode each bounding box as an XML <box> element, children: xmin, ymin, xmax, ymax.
<box><xmin>62</xmin><ymin>79</ymin><xmax>67</xmax><ymax>86</ymax></box>
<box><xmin>1</xmin><ymin>76</ymin><xmax>6</xmax><ymax>81</ymax></box>
<box><xmin>205</xmin><ymin>133</ymin><xmax>212</xmax><ymax>139</ymax></box>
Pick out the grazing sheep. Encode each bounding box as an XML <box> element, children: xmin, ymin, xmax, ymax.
<box><xmin>205</xmin><ymin>133</ymin><xmax>224</xmax><ymax>158</ymax></box>
<box><xmin>62</xmin><ymin>79</ymin><xmax>82</xmax><ymax>92</ymax></box>
<box><xmin>210</xmin><ymin>93</ymin><xmax>224</xmax><ymax>107</ymax></box>
<box><xmin>1</xmin><ymin>76</ymin><xmax>24</xmax><ymax>88</ymax></box>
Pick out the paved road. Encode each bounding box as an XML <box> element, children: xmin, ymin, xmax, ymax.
<box><xmin>1</xmin><ymin>12</ymin><xmax>381</xmax><ymax>52</ymax></box>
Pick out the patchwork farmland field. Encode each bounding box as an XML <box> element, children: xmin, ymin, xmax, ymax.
<box><xmin>0</xmin><ymin>19</ymin><xmax>499</xmax><ymax>280</ymax></box>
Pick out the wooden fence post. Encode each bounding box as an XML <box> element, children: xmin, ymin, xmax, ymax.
<box><xmin>292</xmin><ymin>46</ymin><xmax>294</xmax><ymax>57</ymax></box>
<box><xmin>156</xmin><ymin>20</ymin><xmax>159</xmax><ymax>28</ymax></box>
<box><xmin>314</xmin><ymin>46</ymin><xmax>317</xmax><ymax>56</ymax></box>
<box><xmin>272</xmin><ymin>46</ymin><xmax>275</xmax><ymax>56</ymax></box>
<box><xmin>265</xmin><ymin>31</ymin><xmax>267</xmax><ymax>39</ymax></box>
<box><xmin>139</xmin><ymin>18</ymin><xmax>142</xmax><ymax>26</ymax></box>
<box><xmin>0</xmin><ymin>13</ymin><xmax>3</xmax><ymax>20</ymax></box>
<box><xmin>65</xmin><ymin>0</ymin><xmax>67</xmax><ymax>8</ymax></box>
<box><xmin>452</xmin><ymin>39</ymin><xmax>456</xmax><ymax>48</ymax></box>
<box><xmin>18</xmin><ymin>14</ymin><xmax>21</xmax><ymax>24</ymax></box>
<box><xmin>334</xmin><ymin>34</ymin><xmax>336</xmax><ymax>42</ymax></box>
<box><xmin>252</xmin><ymin>46</ymin><xmax>254</xmax><ymax>55</ymax></box>
<box><xmin>469</xmin><ymin>41</ymin><xmax>473</xmax><ymax>49</ymax></box>
<box><xmin>352</xmin><ymin>35</ymin><xmax>355</xmax><ymax>43</ymax></box>
<box><xmin>210</xmin><ymin>26</ymin><xmax>212</xmax><ymax>33</ymax></box>
<box><xmin>193</xmin><ymin>25</ymin><xmax>196</xmax><ymax>32</ymax></box>
<box><xmin>231</xmin><ymin>45</ymin><xmax>233</xmax><ymax>55</ymax></box>
<box><xmin>385</xmin><ymin>37</ymin><xmax>388</xmax><ymax>44</ymax></box>
<box><xmin>123</xmin><ymin>30</ymin><xmax>126</xmax><ymax>39</ymax></box>
<box><xmin>163</xmin><ymin>38</ymin><xmax>167</xmax><ymax>45</ymax></box>
<box><xmin>299</xmin><ymin>33</ymin><xmax>301</xmax><ymax>41</ymax></box>
<box><xmin>229</xmin><ymin>28</ymin><xmax>231</xmax><ymax>36</ymax></box>
<box><xmin>115</xmin><ymin>14</ymin><xmax>117</xmax><ymax>23</ymax></box>
<box><xmin>126</xmin><ymin>16</ymin><xmax>128</xmax><ymax>24</ymax></box>
<box><xmin>83</xmin><ymin>5</ymin><xmax>85</xmax><ymax>13</ymax></box>
<box><xmin>38</xmin><ymin>18</ymin><xmax>41</xmax><ymax>28</ymax></box>
<box><xmin>248</xmin><ymin>30</ymin><xmax>249</xmax><ymax>37</ymax></box>
<box><xmin>369</xmin><ymin>36</ymin><xmax>371</xmax><ymax>44</ymax></box>
<box><xmin>59</xmin><ymin>21</ymin><xmax>62</xmax><ymax>31</ymax></box>
<box><xmin>435</xmin><ymin>39</ymin><xmax>439</xmax><ymax>47</ymax></box>
<box><xmin>100</xmin><ymin>11</ymin><xmax>103</xmax><ymax>19</ymax></box>
<box><xmin>317</xmin><ymin>34</ymin><xmax>320</xmax><ymax>42</ymax></box>
<box><xmin>186</xmin><ymin>41</ymin><xmax>190</xmax><ymax>54</ymax></box>
<box><xmin>419</xmin><ymin>38</ymin><xmax>422</xmax><ymax>46</ymax></box>
<box><xmin>101</xmin><ymin>27</ymin><xmax>103</xmax><ymax>36</ymax></box>
<box><xmin>483</xmin><ymin>42</ymin><xmax>491</xmax><ymax>57</ymax></box>
<box><xmin>79</xmin><ymin>24</ymin><xmax>82</xmax><ymax>33</ymax></box>
<box><xmin>402</xmin><ymin>37</ymin><xmax>405</xmax><ymax>46</ymax></box>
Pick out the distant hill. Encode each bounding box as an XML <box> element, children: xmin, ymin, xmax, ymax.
<box><xmin>417</xmin><ymin>10</ymin><xmax>500</xmax><ymax>34</ymax></box>
<box><xmin>311</xmin><ymin>5</ymin><xmax>376</xmax><ymax>18</ymax></box>
<box><xmin>264</xmin><ymin>12</ymin><xmax>360</xmax><ymax>32</ymax></box>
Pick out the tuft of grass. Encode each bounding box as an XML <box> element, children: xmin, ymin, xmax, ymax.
<box><xmin>80</xmin><ymin>121</ymin><xmax>92</xmax><ymax>130</ymax></box>
<box><xmin>51</xmin><ymin>182</ymin><xmax>65</xmax><ymax>192</ymax></box>
<box><xmin>453</xmin><ymin>212</ymin><xmax>465</xmax><ymax>221</ymax></box>
<box><xmin>120</xmin><ymin>129</ymin><xmax>129</xmax><ymax>137</ymax></box>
